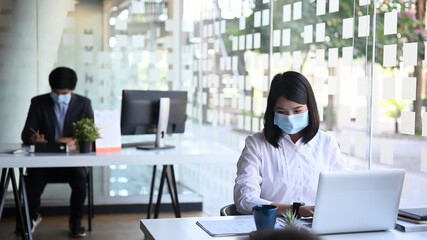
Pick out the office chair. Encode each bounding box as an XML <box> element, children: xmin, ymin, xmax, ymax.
<box><xmin>220</xmin><ymin>203</ymin><xmax>247</xmax><ymax>216</ymax></box>
<box><xmin>22</xmin><ymin>167</ymin><xmax>94</xmax><ymax>231</ymax></box>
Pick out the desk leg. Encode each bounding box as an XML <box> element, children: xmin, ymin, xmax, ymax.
<box><xmin>165</xmin><ymin>165</ymin><xmax>181</xmax><ymax>218</ymax></box>
<box><xmin>147</xmin><ymin>165</ymin><xmax>157</xmax><ymax>219</ymax></box>
<box><xmin>18</xmin><ymin>168</ymin><xmax>33</xmax><ymax>240</ymax></box>
<box><xmin>10</xmin><ymin>169</ymin><xmax>31</xmax><ymax>240</ymax></box>
<box><xmin>153</xmin><ymin>166</ymin><xmax>167</xmax><ymax>219</ymax></box>
<box><xmin>0</xmin><ymin>168</ymin><xmax>10</xmax><ymax>219</ymax></box>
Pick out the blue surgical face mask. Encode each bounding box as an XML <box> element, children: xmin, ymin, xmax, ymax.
<box><xmin>274</xmin><ymin>111</ymin><xmax>309</xmax><ymax>134</ymax></box>
<box><xmin>50</xmin><ymin>92</ymin><xmax>71</xmax><ymax>104</ymax></box>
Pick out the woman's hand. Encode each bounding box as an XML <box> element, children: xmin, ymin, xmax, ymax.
<box><xmin>299</xmin><ymin>205</ymin><xmax>315</xmax><ymax>217</ymax></box>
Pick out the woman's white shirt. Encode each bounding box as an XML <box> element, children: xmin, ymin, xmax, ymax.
<box><xmin>233</xmin><ymin>130</ymin><xmax>346</xmax><ymax>214</ymax></box>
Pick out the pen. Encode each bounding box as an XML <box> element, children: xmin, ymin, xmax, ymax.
<box><xmin>30</xmin><ymin>127</ymin><xmax>40</xmax><ymax>135</ymax></box>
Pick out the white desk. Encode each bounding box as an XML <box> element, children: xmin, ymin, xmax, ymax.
<box><xmin>0</xmin><ymin>139</ymin><xmax>239</xmax><ymax>240</ymax></box>
<box><xmin>0</xmin><ymin>139</ymin><xmax>240</xmax><ymax>168</ymax></box>
<box><xmin>139</xmin><ymin>216</ymin><xmax>427</xmax><ymax>240</ymax></box>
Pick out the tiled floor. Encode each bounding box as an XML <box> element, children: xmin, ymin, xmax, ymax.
<box><xmin>0</xmin><ymin>211</ymin><xmax>207</xmax><ymax>240</ymax></box>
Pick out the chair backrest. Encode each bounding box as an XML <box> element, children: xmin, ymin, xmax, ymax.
<box><xmin>220</xmin><ymin>203</ymin><xmax>246</xmax><ymax>216</ymax></box>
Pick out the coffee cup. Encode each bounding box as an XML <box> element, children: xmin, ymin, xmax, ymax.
<box><xmin>252</xmin><ymin>204</ymin><xmax>278</xmax><ymax>232</ymax></box>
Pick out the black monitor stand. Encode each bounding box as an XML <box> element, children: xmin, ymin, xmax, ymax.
<box><xmin>137</xmin><ymin>97</ymin><xmax>175</xmax><ymax>150</ymax></box>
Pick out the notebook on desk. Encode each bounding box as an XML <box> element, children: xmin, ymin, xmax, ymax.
<box><xmin>301</xmin><ymin>169</ymin><xmax>405</xmax><ymax>234</ymax></box>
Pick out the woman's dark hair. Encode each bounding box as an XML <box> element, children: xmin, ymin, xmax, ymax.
<box><xmin>48</xmin><ymin>67</ymin><xmax>77</xmax><ymax>90</ymax></box>
<box><xmin>263</xmin><ymin>71</ymin><xmax>320</xmax><ymax>147</ymax></box>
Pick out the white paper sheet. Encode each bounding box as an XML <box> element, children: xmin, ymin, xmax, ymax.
<box><xmin>132</xmin><ymin>35</ymin><xmax>145</xmax><ymax>48</ymax></box>
<box><xmin>80</xmin><ymin>51</ymin><xmax>93</xmax><ymax>64</ymax></box>
<box><xmin>239</xmin><ymin>16</ymin><xmax>246</xmax><ymax>30</ymax></box>
<box><xmin>246</xmin><ymin>34</ymin><xmax>253</xmax><ymax>49</ymax></box>
<box><xmin>293</xmin><ymin>2</ymin><xmax>302</xmax><ymax>20</ymax></box>
<box><xmin>221</xmin><ymin>20</ymin><xmax>226</xmax><ymax>34</ymax></box>
<box><xmin>317</xmin><ymin>0</ymin><xmax>326</xmax><ymax>16</ymax></box>
<box><xmin>329</xmin><ymin>0</ymin><xmax>339</xmax><ymax>13</ymax></box>
<box><xmin>402</xmin><ymin>177</ymin><xmax>413</xmax><ymax>200</ymax></box>
<box><xmin>343</xmin><ymin>17</ymin><xmax>354</xmax><ymax>39</ymax></box>
<box><xmin>95</xmin><ymin>110</ymin><xmax>122</xmax><ymax>152</ymax></box>
<box><xmin>382</xmin><ymin>78</ymin><xmax>395</xmax><ymax>99</ymax></box>
<box><xmin>62</xmin><ymin>33</ymin><xmax>75</xmax><ymax>46</ymax></box>
<box><xmin>401</xmin><ymin>111</ymin><xmax>415</xmax><ymax>135</ymax></box>
<box><xmin>316</xmin><ymin>23</ymin><xmax>325</xmax><ymax>42</ymax></box>
<box><xmin>232</xmin><ymin>56</ymin><xmax>238</xmax><ymax>70</ymax></box>
<box><xmin>342</xmin><ymin>46</ymin><xmax>353</xmax><ymax>66</ymax></box>
<box><xmin>232</xmin><ymin>36</ymin><xmax>238</xmax><ymax>51</ymax></box>
<box><xmin>252</xmin><ymin>117</ymin><xmax>260</xmax><ymax>132</ymax></box>
<box><xmin>304</xmin><ymin>25</ymin><xmax>313</xmax><ymax>44</ymax></box>
<box><xmin>357</xmin><ymin>76</ymin><xmax>367</xmax><ymax>96</ymax></box>
<box><xmin>380</xmin><ymin>142</ymin><xmax>394</xmax><ymax>165</ymax></box>
<box><xmin>359</xmin><ymin>0</ymin><xmax>370</xmax><ymax>6</ymax></box>
<box><xmin>64</xmin><ymin>16</ymin><xmax>75</xmax><ymax>29</ymax></box>
<box><xmin>423</xmin><ymin>113</ymin><xmax>427</xmax><ymax>137</ymax></box>
<box><xmin>254</xmin><ymin>11</ymin><xmax>261</xmax><ymax>27</ymax></box>
<box><xmin>403</xmin><ymin>42</ymin><xmax>418</xmax><ymax>66</ymax></box>
<box><xmin>165</xmin><ymin>19</ymin><xmax>174</xmax><ymax>32</ymax></box>
<box><xmin>339</xmin><ymin>131</ymin><xmax>350</xmax><ymax>154</ymax></box>
<box><xmin>115</xmin><ymin>19</ymin><xmax>128</xmax><ymax>31</ymax></box>
<box><xmin>383</xmin><ymin>44</ymin><xmax>397</xmax><ymax>67</ymax></box>
<box><xmin>115</xmin><ymin>34</ymin><xmax>128</xmax><ymax>47</ymax></box>
<box><xmin>262</xmin><ymin>9</ymin><xmax>270</xmax><ymax>26</ymax></box>
<box><xmin>273</xmin><ymin>30</ymin><xmax>281</xmax><ymax>47</ymax></box>
<box><xmin>282</xmin><ymin>29</ymin><xmax>291</xmax><ymax>46</ymax></box>
<box><xmin>402</xmin><ymin>77</ymin><xmax>417</xmax><ymax>100</ymax></box>
<box><xmin>328</xmin><ymin>48</ymin><xmax>338</xmax><ymax>67</ymax></box>
<box><xmin>239</xmin><ymin>35</ymin><xmax>245</xmax><ymax>50</ymax></box>
<box><xmin>354</xmin><ymin>135</ymin><xmax>366</xmax><ymax>158</ymax></box>
<box><xmin>245</xmin><ymin>116</ymin><xmax>252</xmax><ymax>132</ymax></box>
<box><xmin>254</xmin><ymin>33</ymin><xmax>261</xmax><ymax>49</ymax></box>
<box><xmin>328</xmin><ymin>76</ymin><xmax>337</xmax><ymax>95</ymax></box>
<box><xmin>316</xmin><ymin>49</ymin><xmax>325</xmax><ymax>66</ymax></box>
<box><xmin>81</xmin><ymin>34</ymin><xmax>94</xmax><ymax>46</ymax></box>
<box><xmin>356</xmin><ymin>107</ymin><xmax>366</xmax><ymax>128</ymax></box>
<box><xmin>283</xmin><ymin>52</ymin><xmax>291</xmax><ymax>68</ymax></box>
<box><xmin>293</xmin><ymin>51</ymin><xmax>302</xmax><ymax>69</ymax></box>
<box><xmin>131</xmin><ymin>1</ymin><xmax>145</xmax><ymax>14</ymax></box>
<box><xmin>283</xmin><ymin>4</ymin><xmax>291</xmax><ymax>22</ymax></box>
<box><xmin>384</xmin><ymin>11</ymin><xmax>397</xmax><ymax>35</ymax></box>
<box><xmin>98</xmin><ymin>52</ymin><xmax>111</xmax><ymax>64</ymax></box>
<box><xmin>358</xmin><ymin>15</ymin><xmax>370</xmax><ymax>37</ymax></box>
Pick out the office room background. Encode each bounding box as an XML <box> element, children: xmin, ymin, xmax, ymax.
<box><xmin>0</xmin><ymin>0</ymin><xmax>426</xmax><ymax>216</ymax></box>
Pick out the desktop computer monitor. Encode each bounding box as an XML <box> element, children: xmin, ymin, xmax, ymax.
<box><xmin>120</xmin><ymin>90</ymin><xmax>187</xmax><ymax>149</ymax></box>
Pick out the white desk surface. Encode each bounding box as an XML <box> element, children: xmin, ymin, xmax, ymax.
<box><xmin>0</xmin><ymin>139</ymin><xmax>240</xmax><ymax>168</ymax></box>
<box><xmin>139</xmin><ymin>216</ymin><xmax>427</xmax><ymax>240</ymax></box>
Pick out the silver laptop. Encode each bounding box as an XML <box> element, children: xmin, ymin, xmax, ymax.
<box><xmin>302</xmin><ymin>169</ymin><xmax>405</xmax><ymax>234</ymax></box>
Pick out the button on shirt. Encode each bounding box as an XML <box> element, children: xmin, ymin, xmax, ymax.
<box><xmin>233</xmin><ymin>130</ymin><xmax>346</xmax><ymax>214</ymax></box>
<box><xmin>53</xmin><ymin>100</ymin><xmax>70</xmax><ymax>140</ymax></box>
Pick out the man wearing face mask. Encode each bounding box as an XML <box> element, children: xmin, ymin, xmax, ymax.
<box><xmin>21</xmin><ymin>67</ymin><xmax>93</xmax><ymax>237</ymax></box>
<box><xmin>233</xmin><ymin>71</ymin><xmax>347</xmax><ymax>216</ymax></box>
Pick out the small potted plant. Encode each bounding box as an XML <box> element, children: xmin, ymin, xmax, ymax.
<box><xmin>73</xmin><ymin>118</ymin><xmax>100</xmax><ymax>153</ymax></box>
<box><xmin>280</xmin><ymin>208</ymin><xmax>300</xmax><ymax>229</ymax></box>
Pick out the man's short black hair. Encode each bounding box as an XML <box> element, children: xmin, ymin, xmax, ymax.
<box><xmin>48</xmin><ymin>67</ymin><xmax>77</xmax><ymax>90</ymax></box>
<box><xmin>263</xmin><ymin>71</ymin><xmax>320</xmax><ymax>147</ymax></box>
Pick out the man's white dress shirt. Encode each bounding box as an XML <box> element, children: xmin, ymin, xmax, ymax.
<box><xmin>234</xmin><ymin>130</ymin><xmax>346</xmax><ymax>214</ymax></box>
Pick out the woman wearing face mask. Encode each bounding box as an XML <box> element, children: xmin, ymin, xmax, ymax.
<box><xmin>234</xmin><ymin>71</ymin><xmax>346</xmax><ymax>217</ymax></box>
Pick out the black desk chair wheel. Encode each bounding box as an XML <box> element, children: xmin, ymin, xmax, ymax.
<box><xmin>22</xmin><ymin>167</ymin><xmax>94</xmax><ymax>231</ymax></box>
<box><xmin>220</xmin><ymin>203</ymin><xmax>246</xmax><ymax>216</ymax></box>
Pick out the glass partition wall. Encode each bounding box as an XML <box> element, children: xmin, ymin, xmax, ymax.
<box><xmin>0</xmin><ymin>0</ymin><xmax>426</xmax><ymax>214</ymax></box>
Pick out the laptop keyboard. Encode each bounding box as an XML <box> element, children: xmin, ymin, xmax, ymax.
<box><xmin>303</xmin><ymin>223</ymin><xmax>312</xmax><ymax>228</ymax></box>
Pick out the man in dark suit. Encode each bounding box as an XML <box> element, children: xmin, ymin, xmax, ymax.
<box><xmin>21</xmin><ymin>67</ymin><xmax>93</xmax><ymax>237</ymax></box>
